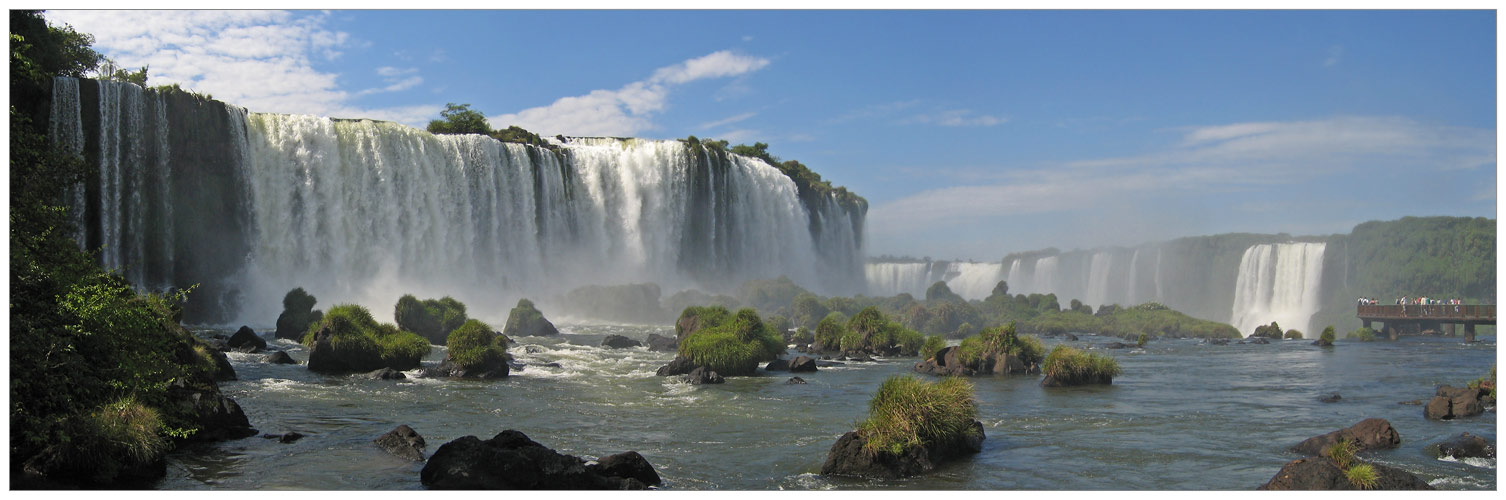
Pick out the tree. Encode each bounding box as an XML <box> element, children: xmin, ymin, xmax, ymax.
<box><xmin>97</xmin><ymin>56</ymin><xmax>147</xmax><ymax>86</ymax></box>
<box><xmin>427</xmin><ymin>102</ymin><xmax>490</xmax><ymax>135</ymax></box>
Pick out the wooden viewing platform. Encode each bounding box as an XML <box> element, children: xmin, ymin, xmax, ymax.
<box><xmin>1356</xmin><ymin>304</ymin><xmax>1495</xmax><ymax>341</ymax></box>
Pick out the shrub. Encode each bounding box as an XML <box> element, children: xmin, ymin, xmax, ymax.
<box><xmin>1319</xmin><ymin>326</ymin><xmax>1336</xmax><ymax>345</ymax></box>
<box><xmin>856</xmin><ymin>376</ymin><xmax>978</xmax><ymax>456</ymax></box>
<box><xmin>304</xmin><ymin>304</ymin><xmax>431</xmax><ymax>370</ymax></box>
<box><xmin>446</xmin><ymin>319</ymin><xmax>507</xmax><ymax>371</ymax></box>
<box><xmin>920</xmin><ymin>335</ymin><xmax>948</xmax><ymax>360</ymax></box>
<box><xmin>1323</xmin><ymin>438</ymin><xmax>1358</xmax><ymax>469</ymax></box>
<box><xmin>676</xmin><ymin>308</ymin><xmax>784</xmax><ymax>376</ymax></box>
<box><xmin>813</xmin><ymin>311</ymin><xmax>849</xmax><ymax>352</ymax></box>
<box><xmin>1136</xmin><ymin>332</ymin><xmax>1149</xmax><ymax>348</ymax></box>
<box><xmin>1345</xmin><ymin>463</ymin><xmax>1378</xmax><ymax>490</ymax></box>
<box><xmin>1042</xmin><ymin>345</ymin><xmax>1121</xmax><ymax>386</ymax></box>
<box><xmin>395</xmin><ymin>294</ymin><xmax>468</xmax><ymax>344</ymax></box>
<box><xmin>427</xmin><ymin>103</ymin><xmax>490</xmax><ymax>135</ymax></box>
<box><xmin>957</xmin><ymin>322</ymin><xmax>1045</xmax><ymax>367</ymax></box>
<box><xmin>791</xmin><ymin>327</ymin><xmax>814</xmax><ymax>344</ymax></box>
<box><xmin>275</xmin><ymin>287</ymin><xmax>322</xmax><ymax>339</ymax></box>
<box><xmin>1284</xmin><ymin>329</ymin><xmax>1304</xmax><ymax>340</ymax></box>
<box><xmin>1345</xmin><ymin>327</ymin><xmax>1378</xmax><ymax>342</ymax></box>
<box><xmin>1468</xmin><ymin>364</ymin><xmax>1496</xmax><ymax>399</ymax></box>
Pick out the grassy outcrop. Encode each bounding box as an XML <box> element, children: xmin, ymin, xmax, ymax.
<box><xmin>1345</xmin><ymin>327</ymin><xmax>1378</xmax><ymax>341</ymax></box>
<box><xmin>302</xmin><ymin>304</ymin><xmax>432</xmax><ymax>373</ymax></box>
<box><xmin>394</xmin><ymin>294</ymin><xmax>468</xmax><ymax>345</ymax></box>
<box><xmin>1041</xmin><ymin>345</ymin><xmax>1121</xmax><ymax>386</ymax></box>
<box><xmin>446</xmin><ymin>320</ymin><xmax>509</xmax><ymax>372</ymax></box>
<box><xmin>274</xmin><ymin>287</ymin><xmax>323</xmax><ymax>340</ymax></box>
<box><xmin>856</xmin><ymin>376</ymin><xmax>980</xmax><ymax>456</ymax></box>
<box><xmin>675</xmin><ymin>308</ymin><xmax>785</xmax><ymax>376</ymax></box>
<box><xmin>956</xmin><ymin>322</ymin><xmax>1045</xmax><ymax>368</ymax></box>
<box><xmin>502</xmin><ymin>298</ymin><xmax>560</xmax><ymax>337</ymax></box>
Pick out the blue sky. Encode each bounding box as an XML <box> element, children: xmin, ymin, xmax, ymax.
<box><xmin>44</xmin><ymin>9</ymin><xmax>1497</xmax><ymax>260</ymax></box>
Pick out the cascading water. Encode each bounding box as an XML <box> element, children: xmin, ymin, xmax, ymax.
<box><xmin>1228</xmin><ymin>242</ymin><xmax>1327</xmax><ymax>337</ymax></box>
<box><xmin>944</xmin><ymin>262</ymin><xmax>1003</xmax><ymax>300</ymax></box>
<box><xmin>864</xmin><ymin>262</ymin><xmax>935</xmax><ymax>297</ymax></box>
<box><xmin>48</xmin><ymin>78</ymin><xmax>867</xmax><ymax>324</ymax></box>
<box><xmin>1032</xmin><ymin>256</ymin><xmax>1059</xmax><ymax>294</ymax></box>
<box><xmin>1084</xmin><ymin>251</ymin><xmax>1115</xmax><ymax>308</ymax></box>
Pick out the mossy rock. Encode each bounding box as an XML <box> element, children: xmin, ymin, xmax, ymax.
<box><xmin>676</xmin><ymin>308</ymin><xmax>784</xmax><ymax>376</ymax></box>
<box><xmin>303</xmin><ymin>304</ymin><xmax>432</xmax><ymax>374</ymax></box>
<box><xmin>502</xmin><ymin>299</ymin><xmax>559</xmax><ymax>337</ymax></box>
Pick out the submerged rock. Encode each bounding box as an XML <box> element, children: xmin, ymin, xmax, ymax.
<box><xmin>1318</xmin><ymin>393</ymin><xmax>1342</xmax><ymax>403</ymax></box>
<box><xmin>1424</xmin><ymin>385</ymin><xmax>1486</xmax><ymax>420</ymax></box>
<box><xmin>683</xmin><ymin>366</ymin><xmax>724</xmax><ymax>385</ymax></box>
<box><xmin>655</xmin><ymin>356</ymin><xmax>696</xmax><ymax>376</ymax></box>
<box><xmin>375</xmin><ymin>425</ymin><xmax>427</xmax><ymax>461</ymax></box>
<box><xmin>420</xmin><ymin>430</ymin><xmax>659</xmax><ymax>489</ymax></box>
<box><xmin>227</xmin><ymin>325</ymin><xmax>267</xmax><ymax>352</ymax></box>
<box><xmin>821</xmin><ymin>420</ymin><xmax>985</xmax><ymax>479</ymax></box>
<box><xmin>644</xmin><ymin>333</ymin><xmax>677</xmax><ymax>352</ymax></box>
<box><xmin>765</xmin><ymin>359</ymin><xmax>791</xmax><ymax>371</ymax></box>
<box><xmin>264</xmin><ymin>351</ymin><xmax>297</xmax><ymax>364</ymax></box>
<box><xmin>263</xmin><ymin>432</ymin><xmax>304</xmax><ymax>443</ymax></box>
<box><xmin>420</xmin><ymin>356</ymin><xmax>510</xmax><ymax>379</ymax></box>
<box><xmin>364</xmin><ymin>367</ymin><xmax>407</xmax><ymax>380</ymax></box>
<box><xmin>789</xmin><ymin>356</ymin><xmax>818</xmax><ymax>373</ymax></box>
<box><xmin>1428</xmin><ymin>432</ymin><xmax>1495</xmax><ymax>459</ymax></box>
<box><xmin>786</xmin><ymin>377</ymin><xmax>807</xmax><ymax>385</ymax></box>
<box><xmin>1258</xmin><ymin>457</ymin><xmax>1432</xmax><ymax>490</ymax></box>
<box><xmin>601</xmin><ymin>335</ymin><xmax>641</xmax><ymax>349</ymax></box>
<box><xmin>1291</xmin><ymin>418</ymin><xmax>1401</xmax><ymax>456</ymax></box>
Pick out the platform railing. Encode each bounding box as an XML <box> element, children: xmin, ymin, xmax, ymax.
<box><xmin>1356</xmin><ymin>304</ymin><xmax>1495</xmax><ymax>320</ymax></box>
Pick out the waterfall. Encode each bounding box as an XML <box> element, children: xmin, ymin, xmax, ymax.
<box><xmin>1126</xmin><ymin>249</ymin><xmax>1140</xmax><ymax>306</ymax></box>
<box><xmin>1032</xmin><ymin>256</ymin><xmax>1059</xmax><ymax>295</ymax></box>
<box><xmin>865</xmin><ymin>262</ymin><xmax>934</xmax><ymax>297</ymax></box>
<box><xmin>945</xmin><ymin>262</ymin><xmax>1003</xmax><ymax>300</ymax></box>
<box><xmin>1084</xmin><ymin>251</ymin><xmax>1115</xmax><ymax>308</ymax></box>
<box><xmin>1228</xmin><ymin>242</ymin><xmax>1327</xmax><ymax>337</ymax></box>
<box><xmin>49</xmin><ymin>77</ymin><xmax>86</xmax><ymax>246</ymax></box>
<box><xmin>47</xmin><ymin>78</ymin><xmax>867</xmax><ymax>324</ymax></box>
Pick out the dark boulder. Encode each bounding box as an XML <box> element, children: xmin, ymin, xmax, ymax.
<box><xmin>419</xmin><ymin>430</ymin><xmax>657</xmax><ymax>489</ymax></box>
<box><xmin>590</xmin><ymin>451</ymin><xmax>661</xmax><ymax>487</ymax></box>
<box><xmin>1246</xmin><ymin>337</ymin><xmax>1270</xmax><ymax>345</ymax></box>
<box><xmin>1064</xmin><ymin>333</ymin><xmax>1079</xmax><ymax>341</ymax></box>
<box><xmin>306</xmin><ymin>324</ymin><xmax>383</xmax><ymax>374</ymax></box>
<box><xmin>645</xmin><ymin>333</ymin><xmax>678</xmax><ymax>352</ymax></box>
<box><xmin>846</xmin><ymin>351</ymin><xmax>873</xmax><ymax>362</ymax></box>
<box><xmin>786</xmin><ymin>377</ymin><xmax>807</xmax><ymax>385</ymax></box>
<box><xmin>683</xmin><ymin>366</ymin><xmax>724</xmax><ymax>385</ymax></box>
<box><xmin>262</xmin><ymin>432</ymin><xmax>304</xmax><ymax>443</ymax></box>
<box><xmin>1291</xmin><ymin>418</ymin><xmax>1402</xmax><ymax>456</ymax></box>
<box><xmin>821</xmin><ymin>420</ymin><xmax>985</xmax><ymax>479</ymax></box>
<box><xmin>204</xmin><ymin>346</ymin><xmax>237</xmax><ymax>381</ymax></box>
<box><xmin>815</xmin><ymin>360</ymin><xmax>845</xmax><ymax>368</ymax></box>
<box><xmin>765</xmin><ymin>359</ymin><xmax>791</xmax><ymax>371</ymax></box>
<box><xmin>502</xmin><ymin>299</ymin><xmax>560</xmax><ymax>337</ymax></box>
<box><xmin>601</xmin><ymin>335</ymin><xmax>642</xmax><ymax>349</ymax></box>
<box><xmin>913</xmin><ymin>346</ymin><xmax>974</xmax><ymax>377</ymax></box>
<box><xmin>1318</xmin><ymin>393</ymin><xmax>1342</xmax><ymax>403</ymax></box>
<box><xmin>1103</xmin><ymin>342</ymin><xmax>1132</xmax><ymax>349</ymax></box>
<box><xmin>1207</xmin><ymin>338</ymin><xmax>1230</xmax><ymax>345</ymax></box>
<box><xmin>166</xmin><ymin>379</ymin><xmax>257</xmax><ymax>442</ymax></box>
<box><xmin>789</xmin><ymin>356</ymin><xmax>818</xmax><ymax>373</ymax></box>
<box><xmin>655</xmin><ymin>356</ymin><xmax>696</xmax><ymax>376</ymax></box>
<box><xmin>1257</xmin><ymin>457</ymin><xmax>1433</xmax><ymax>490</ymax></box>
<box><xmin>364</xmin><ymin>367</ymin><xmax>408</xmax><ymax>380</ymax></box>
<box><xmin>227</xmin><ymin>325</ymin><xmax>267</xmax><ymax>352</ymax></box>
<box><xmin>1311</xmin><ymin>338</ymin><xmax>1333</xmax><ymax>347</ymax></box>
<box><xmin>375</xmin><ymin>425</ymin><xmax>427</xmax><ymax>461</ymax></box>
<box><xmin>420</xmin><ymin>356</ymin><xmax>510</xmax><ymax>379</ymax></box>
<box><xmin>264</xmin><ymin>351</ymin><xmax>297</xmax><ymax>364</ymax></box>
<box><xmin>1424</xmin><ymin>385</ymin><xmax>1485</xmax><ymax>420</ymax></box>
<box><xmin>204</xmin><ymin>337</ymin><xmax>231</xmax><ymax>352</ymax></box>
<box><xmin>1428</xmin><ymin>432</ymin><xmax>1494</xmax><ymax>459</ymax></box>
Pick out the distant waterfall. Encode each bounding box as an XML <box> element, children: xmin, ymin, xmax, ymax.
<box><xmin>865</xmin><ymin>262</ymin><xmax>935</xmax><ymax>297</ymax></box>
<box><xmin>1084</xmin><ymin>252</ymin><xmax>1115</xmax><ymax>308</ymax></box>
<box><xmin>48</xmin><ymin>78</ymin><xmax>867</xmax><ymax>324</ymax></box>
<box><xmin>1228</xmin><ymin>242</ymin><xmax>1327</xmax><ymax>337</ymax></box>
<box><xmin>946</xmin><ymin>262</ymin><xmax>1003</xmax><ymax>300</ymax></box>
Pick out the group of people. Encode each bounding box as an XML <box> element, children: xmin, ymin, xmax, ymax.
<box><xmin>1356</xmin><ymin>296</ymin><xmax>1466</xmax><ymax>306</ymax></box>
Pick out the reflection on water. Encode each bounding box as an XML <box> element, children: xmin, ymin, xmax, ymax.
<box><xmin>160</xmin><ymin>326</ymin><xmax>1496</xmax><ymax>490</ymax></box>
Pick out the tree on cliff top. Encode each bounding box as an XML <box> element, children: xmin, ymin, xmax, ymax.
<box><xmin>427</xmin><ymin>102</ymin><xmax>490</xmax><ymax>135</ymax></box>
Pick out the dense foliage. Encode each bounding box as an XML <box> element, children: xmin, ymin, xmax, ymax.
<box><xmin>675</xmin><ymin>308</ymin><xmax>785</xmax><ymax>376</ymax></box>
<box><xmin>955</xmin><ymin>322</ymin><xmax>1045</xmax><ymax>367</ymax></box>
<box><xmin>10</xmin><ymin>11</ymin><xmax>230</xmax><ymax>485</ymax></box>
<box><xmin>1314</xmin><ymin>216</ymin><xmax>1495</xmax><ymax>331</ymax></box>
<box><xmin>855</xmin><ymin>376</ymin><xmax>979</xmax><ymax>456</ymax></box>
<box><xmin>426</xmin><ymin>102</ymin><xmax>490</xmax><ymax>135</ymax></box>
<box><xmin>1345</xmin><ymin>327</ymin><xmax>1378</xmax><ymax>342</ymax></box>
<box><xmin>395</xmin><ymin>294</ymin><xmax>468</xmax><ymax>344</ymax></box>
<box><xmin>1042</xmin><ymin>345</ymin><xmax>1121</xmax><ymax>386</ymax></box>
<box><xmin>302</xmin><ymin>304</ymin><xmax>432</xmax><ymax>370</ymax></box>
<box><xmin>446</xmin><ymin>319</ymin><xmax>509</xmax><ymax>371</ymax></box>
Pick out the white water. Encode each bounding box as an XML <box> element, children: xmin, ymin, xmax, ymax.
<box><xmin>945</xmin><ymin>262</ymin><xmax>1003</xmax><ymax>300</ymax></box>
<box><xmin>49</xmin><ymin>77</ymin><xmax>87</xmax><ymax>247</ymax></box>
<box><xmin>1084</xmin><ymin>251</ymin><xmax>1115</xmax><ymax>309</ymax></box>
<box><xmin>1228</xmin><ymin>242</ymin><xmax>1327</xmax><ymax>337</ymax></box>
<box><xmin>864</xmin><ymin>262</ymin><xmax>934</xmax><ymax>297</ymax></box>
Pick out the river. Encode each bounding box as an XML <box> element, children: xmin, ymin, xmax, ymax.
<box><xmin>160</xmin><ymin>325</ymin><xmax>1496</xmax><ymax>490</ymax></box>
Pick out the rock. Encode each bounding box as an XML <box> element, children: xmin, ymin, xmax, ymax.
<box><xmin>683</xmin><ymin>366</ymin><xmax>724</xmax><ymax>385</ymax></box>
<box><xmin>1428</xmin><ymin>432</ymin><xmax>1495</xmax><ymax>459</ymax></box>
<box><xmin>601</xmin><ymin>335</ymin><xmax>642</xmax><ymax>349</ymax></box>
<box><xmin>204</xmin><ymin>338</ymin><xmax>231</xmax><ymax>352</ymax></box>
<box><xmin>1311</xmin><ymin>338</ymin><xmax>1333</xmax><ymax>347</ymax></box>
<box><xmin>227</xmin><ymin>325</ymin><xmax>268</xmax><ymax>352</ymax></box>
<box><xmin>1291</xmin><ymin>418</ymin><xmax>1402</xmax><ymax>456</ymax></box>
<box><xmin>364</xmin><ymin>367</ymin><xmax>407</xmax><ymax>380</ymax></box>
<box><xmin>374</xmin><ymin>425</ymin><xmax>426</xmax><ymax>461</ymax></box>
<box><xmin>204</xmin><ymin>346</ymin><xmax>237</xmax><ymax>381</ymax></box>
<box><xmin>655</xmin><ymin>356</ymin><xmax>697</xmax><ymax>376</ymax></box>
<box><xmin>502</xmin><ymin>299</ymin><xmax>560</xmax><ymax>337</ymax></box>
<box><xmin>524</xmin><ymin>345</ymin><xmax>545</xmax><ymax>354</ymax></box>
<box><xmin>644</xmin><ymin>333</ymin><xmax>677</xmax><ymax>352</ymax></box>
<box><xmin>765</xmin><ymin>359</ymin><xmax>791</xmax><ymax>371</ymax></box>
<box><xmin>820</xmin><ymin>420</ymin><xmax>985</xmax><ymax>479</ymax></box>
<box><xmin>1208</xmin><ymin>338</ymin><xmax>1230</xmax><ymax>345</ymax></box>
<box><xmin>1246</xmin><ymin>337</ymin><xmax>1270</xmax><ymax>345</ymax></box>
<box><xmin>1424</xmin><ymin>385</ymin><xmax>1485</xmax><ymax>420</ymax></box>
<box><xmin>590</xmin><ymin>451</ymin><xmax>661</xmax><ymax>487</ymax></box>
<box><xmin>420</xmin><ymin>357</ymin><xmax>509</xmax><ymax>379</ymax></box>
<box><xmin>789</xmin><ymin>356</ymin><xmax>818</xmax><ymax>373</ymax></box>
<box><xmin>306</xmin><ymin>323</ymin><xmax>385</xmax><ymax>374</ymax></box>
<box><xmin>1398</xmin><ymin>399</ymin><xmax>1425</xmax><ymax>406</ymax></box>
<box><xmin>264</xmin><ymin>351</ymin><xmax>297</xmax><ymax>364</ymax></box>
<box><xmin>1318</xmin><ymin>393</ymin><xmax>1342</xmax><ymax>403</ymax></box>
<box><xmin>846</xmin><ymin>351</ymin><xmax>873</xmax><ymax>362</ymax></box>
<box><xmin>1257</xmin><ymin>457</ymin><xmax>1433</xmax><ymax>490</ymax></box>
<box><xmin>786</xmin><ymin>377</ymin><xmax>807</xmax><ymax>385</ymax></box>
<box><xmin>535</xmin><ymin>362</ymin><xmax>562</xmax><ymax>369</ymax></box>
<box><xmin>166</xmin><ymin>379</ymin><xmax>257</xmax><ymax>442</ymax></box>
<box><xmin>913</xmin><ymin>346</ymin><xmax>974</xmax><ymax>377</ymax></box>
<box><xmin>815</xmin><ymin>360</ymin><xmax>845</xmax><ymax>367</ymax></box>
<box><xmin>420</xmin><ymin>430</ymin><xmax>656</xmax><ymax>489</ymax></box>
<box><xmin>1064</xmin><ymin>333</ymin><xmax>1079</xmax><ymax>341</ymax></box>
<box><xmin>1103</xmin><ymin>342</ymin><xmax>1132</xmax><ymax>349</ymax></box>
<box><xmin>262</xmin><ymin>432</ymin><xmax>304</xmax><ymax>443</ymax></box>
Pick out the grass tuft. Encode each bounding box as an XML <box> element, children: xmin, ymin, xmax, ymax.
<box><xmin>856</xmin><ymin>375</ymin><xmax>978</xmax><ymax>456</ymax></box>
<box><xmin>1323</xmin><ymin>438</ymin><xmax>1357</xmax><ymax>469</ymax></box>
<box><xmin>677</xmin><ymin>307</ymin><xmax>784</xmax><ymax>376</ymax></box>
<box><xmin>1345</xmin><ymin>463</ymin><xmax>1378</xmax><ymax>489</ymax></box>
<box><xmin>446</xmin><ymin>319</ymin><xmax>506</xmax><ymax>370</ymax></box>
<box><xmin>957</xmin><ymin>322</ymin><xmax>1044</xmax><ymax>367</ymax></box>
<box><xmin>1042</xmin><ymin>345</ymin><xmax>1120</xmax><ymax>385</ymax></box>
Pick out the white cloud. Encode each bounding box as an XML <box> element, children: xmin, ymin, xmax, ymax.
<box><xmin>44</xmin><ymin>10</ymin><xmax>439</xmax><ymax>127</ymax></box>
<box><xmin>1325</xmin><ymin>45</ymin><xmax>1345</xmax><ymax>67</ymax></box>
<box><xmin>490</xmin><ymin>50</ymin><xmax>771</xmax><ymax>137</ymax></box>
<box><xmin>698</xmin><ymin>112</ymin><xmax>758</xmax><ymax>130</ymax></box>
<box><xmin>907</xmin><ymin>109</ymin><xmax>1006</xmax><ymax>127</ymax></box>
<box><xmin>870</xmin><ymin>116</ymin><xmax>1497</xmax><ymax>238</ymax></box>
<box><xmin>357</xmin><ymin>66</ymin><xmax>423</xmax><ymax>96</ymax></box>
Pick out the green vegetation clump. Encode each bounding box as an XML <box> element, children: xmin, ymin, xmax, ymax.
<box><xmin>1252</xmin><ymin>322</ymin><xmax>1284</xmax><ymax>339</ymax></box>
<box><xmin>1323</xmin><ymin>438</ymin><xmax>1358</xmax><ymax>470</ymax></box>
<box><xmin>676</xmin><ymin>308</ymin><xmax>785</xmax><ymax>376</ymax></box>
<box><xmin>1318</xmin><ymin>326</ymin><xmax>1336</xmax><ymax>345</ymax></box>
<box><xmin>925</xmin><ymin>281</ymin><xmax>966</xmax><ymax>304</ymax></box>
<box><xmin>395</xmin><ymin>294</ymin><xmax>468</xmax><ymax>344</ymax></box>
<box><xmin>1345</xmin><ymin>327</ymin><xmax>1378</xmax><ymax>342</ymax></box>
<box><xmin>1042</xmin><ymin>345</ymin><xmax>1121</xmax><ymax>386</ymax></box>
<box><xmin>1284</xmin><ymin>329</ymin><xmax>1304</xmax><ymax>340</ymax></box>
<box><xmin>956</xmin><ymin>322</ymin><xmax>1045</xmax><ymax>367</ymax></box>
<box><xmin>791</xmin><ymin>327</ymin><xmax>814</xmax><ymax>345</ymax></box>
<box><xmin>303</xmin><ymin>304</ymin><xmax>432</xmax><ymax>371</ymax></box>
<box><xmin>1345</xmin><ymin>464</ymin><xmax>1378</xmax><ymax>490</ymax></box>
<box><xmin>675</xmin><ymin>304</ymin><xmax>732</xmax><ymax>339</ymax></box>
<box><xmin>855</xmin><ymin>376</ymin><xmax>979</xmax><ymax>456</ymax></box>
<box><xmin>1136</xmin><ymin>332</ymin><xmax>1149</xmax><ymax>348</ymax></box>
<box><xmin>502</xmin><ymin>298</ymin><xmax>560</xmax><ymax>337</ymax></box>
<box><xmin>445</xmin><ymin>319</ymin><xmax>508</xmax><ymax>371</ymax></box>
<box><xmin>426</xmin><ymin>102</ymin><xmax>490</xmax><ymax>135</ymax></box>
<box><xmin>275</xmin><ymin>287</ymin><xmax>323</xmax><ymax>339</ymax></box>
<box><xmin>1468</xmin><ymin>364</ymin><xmax>1496</xmax><ymax>399</ymax></box>
<box><xmin>813</xmin><ymin>311</ymin><xmax>850</xmax><ymax>352</ymax></box>
<box><xmin>789</xmin><ymin>293</ymin><xmax>831</xmax><ymax>330</ymax></box>
<box><xmin>920</xmin><ymin>335</ymin><xmax>948</xmax><ymax>361</ymax></box>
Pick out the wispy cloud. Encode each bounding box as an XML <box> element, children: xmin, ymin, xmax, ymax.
<box><xmin>871</xmin><ymin>116</ymin><xmax>1496</xmax><ymax>239</ymax></box>
<box><xmin>356</xmin><ymin>66</ymin><xmax>423</xmax><ymax>96</ymax></box>
<box><xmin>1325</xmin><ymin>45</ymin><xmax>1345</xmax><ymax>67</ymax></box>
<box><xmin>904</xmin><ymin>109</ymin><xmax>1006</xmax><ymax>127</ymax></box>
<box><xmin>699</xmin><ymin>111</ymin><xmax>758</xmax><ymax>130</ymax></box>
<box><xmin>490</xmin><ymin>50</ymin><xmax>770</xmax><ymax>137</ymax></box>
<box><xmin>45</xmin><ymin>10</ymin><xmax>440</xmax><ymax>127</ymax></box>
<box><xmin>826</xmin><ymin>99</ymin><xmax>922</xmax><ymax>124</ymax></box>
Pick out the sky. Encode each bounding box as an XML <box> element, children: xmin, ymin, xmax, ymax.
<box><xmin>41</xmin><ymin>8</ymin><xmax>1498</xmax><ymax>261</ymax></box>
